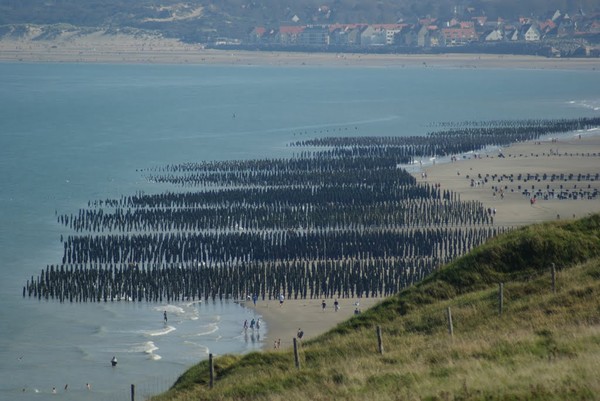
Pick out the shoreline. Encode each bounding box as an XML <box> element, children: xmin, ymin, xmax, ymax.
<box><xmin>250</xmin><ymin>130</ymin><xmax>600</xmax><ymax>350</ymax></box>
<box><xmin>248</xmin><ymin>297</ymin><xmax>384</xmax><ymax>350</ymax></box>
<box><xmin>1</xmin><ymin>37</ymin><xmax>600</xmax><ymax>70</ymax></box>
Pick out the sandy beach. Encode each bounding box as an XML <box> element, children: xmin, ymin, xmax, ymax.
<box><xmin>416</xmin><ymin>132</ymin><xmax>600</xmax><ymax>227</ymax></box>
<box><xmin>1</xmin><ymin>34</ymin><xmax>600</xmax><ymax>70</ymax></box>
<box><xmin>247</xmin><ymin>297</ymin><xmax>384</xmax><ymax>349</ymax></box>
<box><xmin>252</xmin><ymin>132</ymin><xmax>600</xmax><ymax>349</ymax></box>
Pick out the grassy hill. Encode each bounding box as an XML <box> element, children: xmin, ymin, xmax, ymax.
<box><xmin>150</xmin><ymin>213</ymin><xmax>600</xmax><ymax>401</ymax></box>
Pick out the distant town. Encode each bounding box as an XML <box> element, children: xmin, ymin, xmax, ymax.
<box><xmin>218</xmin><ymin>9</ymin><xmax>600</xmax><ymax>57</ymax></box>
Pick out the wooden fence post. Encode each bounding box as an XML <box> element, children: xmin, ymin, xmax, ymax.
<box><xmin>499</xmin><ymin>282</ymin><xmax>504</xmax><ymax>316</ymax></box>
<box><xmin>376</xmin><ymin>325</ymin><xmax>384</xmax><ymax>355</ymax></box>
<box><xmin>209</xmin><ymin>353</ymin><xmax>214</xmax><ymax>389</ymax></box>
<box><xmin>130</xmin><ymin>384</ymin><xmax>135</xmax><ymax>401</ymax></box>
<box><xmin>551</xmin><ymin>263</ymin><xmax>556</xmax><ymax>293</ymax></box>
<box><xmin>447</xmin><ymin>307</ymin><xmax>454</xmax><ymax>338</ymax></box>
<box><xmin>293</xmin><ymin>338</ymin><xmax>300</xmax><ymax>369</ymax></box>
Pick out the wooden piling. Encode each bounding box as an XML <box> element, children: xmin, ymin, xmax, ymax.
<box><xmin>447</xmin><ymin>307</ymin><xmax>454</xmax><ymax>338</ymax></box>
<box><xmin>551</xmin><ymin>263</ymin><xmax>556</xmax><ymax>293</ymax></box>
<box><xmin>293</xmin><ymin>338</ymin><xmax>300</xmax><ymax>369</ymax></box>
<box><xmin>376</xmin><ymin>325</ymin><xmax>384</xmax><ymax>354</ymax></box>
<box><xmin>209</xmin><ymin>353</ymin><xmax>214</xmax><ymax>389</ymax></box>
<box><xmin>498</xmin><ymin>282</ymin><xmax>504</xmax><ymax>316</ymax></box>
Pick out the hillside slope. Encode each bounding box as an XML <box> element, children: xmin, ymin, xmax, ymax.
<box><xmin>1</xmin><ymin>0</ymin><xmax>598</xmax><ymax>42</ymax></box>
<box><xmin>151</xmin><ymin>213</ymin><xmax>600</xmax><ymax>401</ymax></box>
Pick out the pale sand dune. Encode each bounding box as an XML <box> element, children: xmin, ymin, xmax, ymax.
<box><xmin>1</xmin><ymin>35</ymin><xmax>600</xmax><ymax>70</ymax></box>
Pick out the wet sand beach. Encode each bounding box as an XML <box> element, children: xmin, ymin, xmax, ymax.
<box><xmin>250</xmin><ymin>297</ymin><xmax>383</xmax><ymax>349</ymax></box>
<box><xmin>417</xmin><ymin>132</ymin><xmax>600</xmax><ymax>227</ymax></box>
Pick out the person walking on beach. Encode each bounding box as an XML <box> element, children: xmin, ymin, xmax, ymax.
<box><xmin>279</xmin><ymin>293</ymin><xmax>285</xmax><ymax>307</ymax></box>
<box><xmin>322</xmin><ymin>299</ymin><xmax>326</xmax><ymax>311</ymax></box>
<box><xmin>334</xmin><ymin>299</ymin><xmax>339</xmax><ymax>312</ymax></box>
<box><xmin>297</xmin><ymin>328</ymin><xmax>304</xmax><ymax>340</ymax></box>
<box><xmin>252</xmin><ymin>293</ymin><xmax>258</xmax><ymax>306</ymax></box>
<box><xmin>163</xmin><ymin>311</ymin><xmax>168</xmax><ymax>324</ymax></box>
<box><xmin>250</xmin><ymin>318</ymin><xmax>255</xmax><ymax>330</ymax></box>
<box><xmin>243</xmin><ymin>319</ymin><xmax>248</xmax><ymax>331</ymax></box>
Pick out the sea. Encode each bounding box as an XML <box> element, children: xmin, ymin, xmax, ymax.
<box><xmin>0</xmin><ymin>62</ymin><xmax>599</xmax><ymax>401</ymax></box>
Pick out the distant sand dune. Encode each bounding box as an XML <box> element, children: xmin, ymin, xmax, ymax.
<box><xmin>1</xmin><ymin>31</ymin><xmax>600</xmax><ymax>69</ymax></box>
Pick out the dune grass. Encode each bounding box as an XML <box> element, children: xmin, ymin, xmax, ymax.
<box><xmin>150</xmin><ymin>214</ymin><xmax>600</xmax><ymax>401</ymax></box>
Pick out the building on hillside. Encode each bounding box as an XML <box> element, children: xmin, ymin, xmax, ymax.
<box><xmin>299</xmin><ymin>25</ymin><xmax>329</xmax><ymax>46</ymax></box>
<box><xmin>398</xmin><ymin>25</ymin><xmax>419</xmax><ymax>47</ymax></box>
<box><xmin>360</xmin><ymin>26</ymin><xmax>386</xmax><ymax>46</ymax></box>
<box><xmin>417</xmin><ymin>25</ymin><xmax>430</xmax><ymax>47</ymax></box>
<box><xmin>329</xmin><ymin>24</ymin><xmax>366</xmax><ymax>46</ymax></box>
<box><xmin>557</xmin><ymin>16</ymin><xmax>575</xmax><ymax>37</ymax></box>
<box><xmin>484</xmin><ymin>28</ymin><xmax>504</xmax><ymax>41</ymax></box>
<box><xmin>248</xmin><ymin>27</ymin><xmax>266</xmax><ymax>43</ymax></box>
<box><xmin>277</xmin><ymin>26</ymin><xmax>304</xmax><ymax>45</ymax></box>
<box><xmin>441</xmin><ymin>25</ymin><xmax>478</xmax><ymax>46</ymax></box>
<box><xmin>523</xmin><ymin>24</ymin><xmax>541</xmax><ymax>41</ymax></box>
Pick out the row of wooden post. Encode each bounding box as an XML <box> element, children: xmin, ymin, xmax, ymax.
<box><xmin>155</xmin><ymin>264</ymin><xmax>558</xmax><ymax>396</ymax></box>
<box><xmin>449</xmin><ymin>263</ymin><xmax>558</xmax><ymax>337</ymax></box>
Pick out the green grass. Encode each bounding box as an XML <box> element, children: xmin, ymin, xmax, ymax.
<box><xmin>150</xmin><ymin>214</ymin><xmax>600</xmax><ymax>401</ymax></box>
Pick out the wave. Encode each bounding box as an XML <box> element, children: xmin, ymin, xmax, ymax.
<box><xmin>154</xmin><ymin>304</ymin><xmax>185</xmax><ymax>315</ymax></box>
<box><xmin>144</xmin><ymin>325</ymin><xmax>176</xmax><ymax>337</ymax></box>
<box><xmin>129</xmin><ymin>341</ymin><xmax>161</xmax><ymax>360</ymax></box>
<box><xmin>567</xmin><ymin>99</ymin><xmax>600</xmax><ymax>111</ymax></box>
<box><xmin>129</xmin><ymin>341</ymin><xmax>158</xmax><ymax>353</ymax></box>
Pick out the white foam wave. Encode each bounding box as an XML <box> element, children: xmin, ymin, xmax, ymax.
<box><xmin>129</xmin><ymin>341</ymin><xmax>158</xmax><ymax>353</ymax></box>
<box><xmin>144</xmin><ymin>325</ymin><xmax>176</xmax><ymax>337</ymax></box>
<box><xmin>129</xmin><ymin>341</ymin><xmax>162</xmax><ymax>360</ymax></box>
<box><xmin>154</xmin><ymin>304</ymin><xmax>185</xmax><ymax>315</ymax></box>
<box><xmin>567</xmin><ymin>99</ymin><xmax>600</xmax><ymax>112</ymax></box>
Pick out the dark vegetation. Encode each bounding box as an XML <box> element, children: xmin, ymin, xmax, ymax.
<box><xmin>1</xmin><ymin>0</ymin><xmax>598</xmax><ymax>43</ymax></box>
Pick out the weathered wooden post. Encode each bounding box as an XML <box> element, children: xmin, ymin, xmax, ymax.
<box><xmin>551</xmin><ymin>263</ymin><xmax>556</xmax><ymax>293</ymax></box>
<box><xmin>447</xmin><ymin>307</ymin><xmax>454</xmax><ymax>338</ymax></box>
<box><xmin>498</xmin><ymin>282</ymin><xmax>504</xmax><ymax>316</ymax></box>
<box><xmin>293</xmin><ymin>338</ymin><xmax>300</xmax><ymax>369</ymax></box>
<box><xmin>130</xmin><ymin>384</ymin><xmax>135</xmax><ymax>401</ymax></box>
<box><xmin>376</xmin><ymin>325</ymin><xmax>384</xmax><ymax>354</ymax></box>
<box><xmin>209</xmin><ymin>353</ymin><xmax>215</xmax><ymax>389</ymax></box>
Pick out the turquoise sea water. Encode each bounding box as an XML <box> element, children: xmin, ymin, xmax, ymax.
<box><xmin>0</xmin><ymin>62</ymin><xmax>599</xmax><ymax>400</ymax></box>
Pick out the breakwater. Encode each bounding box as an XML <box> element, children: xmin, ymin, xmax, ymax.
<box><xmin>24</xmin><ymin>117</ymin><xmax>600</xmax><ymax>302</ymax></box>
